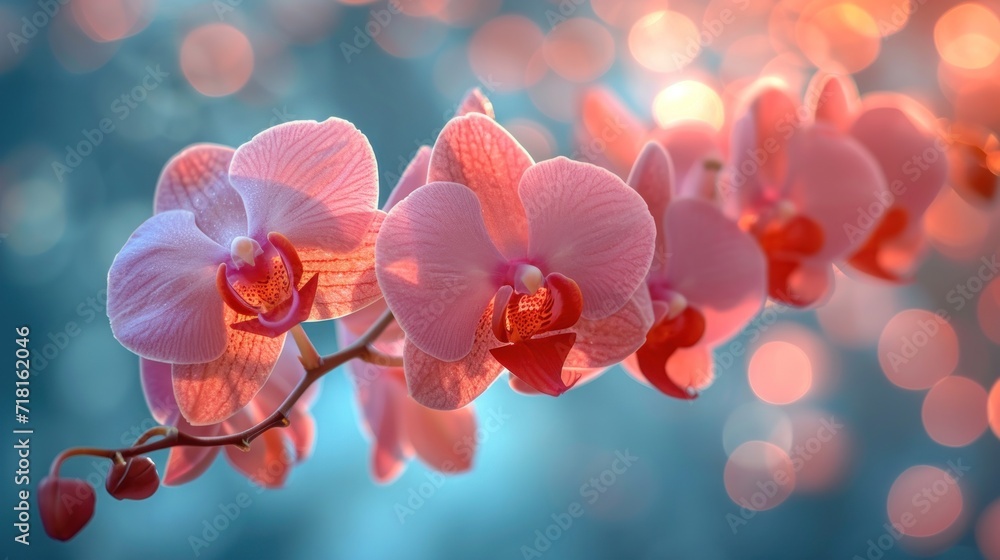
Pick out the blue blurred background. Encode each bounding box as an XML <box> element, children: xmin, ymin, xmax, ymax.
<box><xmin>2</xmin><ymin>0</ymin><xmax>1000</xmax><ymax>558</ymax></box>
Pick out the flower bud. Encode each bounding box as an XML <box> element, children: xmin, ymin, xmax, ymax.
<box><xmin>39</xmin><ymin>476</ymin><xmax>95</xmax><ymax>541</ymax></box>
<box><xmin>105</xmin><ymin>456</ymin><xmax>160</xmax><ymax>500</ymax></box>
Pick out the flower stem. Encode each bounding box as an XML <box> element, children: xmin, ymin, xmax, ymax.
<box><xmin>49</xmin><ymin>311</ymin><xmax>396</xmax><ymax>472</ymax></box>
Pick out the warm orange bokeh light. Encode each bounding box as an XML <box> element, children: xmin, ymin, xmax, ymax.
<box><xmin>795</xmin><ymin>2</ymin><xmax>881</xmax><ymax>73</ymax></box>
<box><xmin>724</xmin><ymin>441</ymin><xmax>796</xmax><ymax>511</ymax></box>
<box><xmin>180</xmin><ymin>24</ymin><xmax>254</xmax><ymax>97</ymax></box>
<box><xmin>935</xmin><ymin>3</ymin><xmax>1000</xmax><ymax>70</ymax></box>
<box><xmin>887</xmin><ymin>465</ymin><xmax>963</xmax><ymax>538</ymax></box>
<box><xmin>748</xmin><ymin>341</ymin><xmax>813</xmax><ymax>405</ymax></box>
<box><xmin>72</xmin><ymin>0</ymin><xmax>154</xmax><ymax>43</ymax></box>
<box><xmin>989</xmin><ymin>379</ymin><xmax>1000</xmax><ymax>440</ymax></box>
<box><xmin>877</xmin><ymin>309</ymin><xmax>959</xmax><ymax>390</ymax></box>
<box><xmin>789</xmin><ymin>408</ymin><xmax>851</xmax><ymax>493</ymax></box>
<box><xmin>979</xmin><ymin>498</ymin><xmax>1000</xmax><ymax>560</ymax></box>
<box><xmin>502</xmin><ymin>119</ymin><xmax>555</xmax><ymax>161</ymax></box>
<box><xmin>542</xmin><ymin>18</ymin><xmax>615</xmax><ymax>83</ymax></box>
<box><xmin>652</xmin><ymin>81</ymin><xmax>726</xmax><ymax>130</ymax></box>
<box><xmin>816</xmin><ymin>269</ymin><xmax>900</xmax><ymax>348</ymax></box>
<box><xmin>921</xmin><ymin>376</ymin><xmax>989</xmax><ymax>447</ymax></box>
<box><xmin>923</xmin><ymin>186</ymin><xmax>992</xmax><ymax>261</ymax></box>
<box><xmin>468</xmin><ymin>15</ymin><xmax>545</xmax><ymax>92</ymax></box>
<box><xmin>628</xmin><ymin>11</ymin><xmax>700</xmax><ymax>73</ymax></box>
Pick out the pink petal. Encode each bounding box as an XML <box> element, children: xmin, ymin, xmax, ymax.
<box><xmin>163</xmin><ymin>415</ymin><xmax>222</xmax><ymax>486</ymax></box>
<box><xmin>563</xmin><ymin>284</ymin><xmax>654</xmax><ymax>368</ymax></box>
<box><xmin>375</xmin><ymin>182</ymin><xmax>506</xmax><ymax>361</ymax></box>
<box><xmin>726</xmin><ymin>84</ymin><xmax>799</xmax><ymax>209</ymax></box>
<box><xmin>153</xmin><ymin>144</ymin><xmax>247</xmax><ymax>245</ymax></box>
<box><xmin>140</xmin><ymin>358</ymin><xmax>178</xmax><ymax>425</ymax></box>
<box><xmin>578</xmin><ymin>87</ymin><xmax>646</xmax><ymax>176</ymax></box>
<box><xmin>807</xmin><ymin>72</ymin><xmax>859</xmax><ymax>132</ymax></box>
<box><xmin>520</xmin><ymin>157</ymin><xmax>655</xmax><ymax>320</ymax></box>
<box><xmin>428</xmin><ymin>114</ymin><xmax>533</xmax><ymax>258</ymax></box>
<box><xmin>172</xmin><ymin>308</ymin><xmax>286</xmax><ymax>425</ymax></box>
<box><xmin>648</xmin><ymin>121</ymin><xmax>722</xmax><ymax>198</ymax></box>
<box><xmin>224</xmin><ymin>428</ymin><xmax>291</xmax><ymax>488</ymax></box>
<box><xmin>403</xmin><ymin>303</ymin><xmax>505</xmax><ymax>410</ymax></box>
<box><xmin>850</xmin><ymin>105</ymin><xmax>947</xmax><ymax>219</ymax></box>
<box><xmin>623</xmin><ymin>345</ymin><xmax>714</xmax><ymax>394</ymax></box>
<box><xmin>107</xmin><ymin>210</ymin><xmax>228</xmax><ymax>364</ymax></box>
<box><xmin>404</xmin><ymin>401</ymin><xmax>477</xmax><ymax>474</ymax></box>
<box><xmin>456</xmin><ymin>87</ymin><xmax>495</xmax><ymax>119</ymax></box>
<box><xmin>661</xmin><ymin>198</ymin><xmax>767</xmax><ymax>345</ymax></box>
<box><xmin>287</xmin><ymin>407</ymin><xmax>317</xmax><ymax>462</ymax></box>
<box><xmin>508</xmin><ymin>368</ymin><xmax>606</xmax><ymax>395</ymax></box>
<box><xmin>785</xmin><ymin>126</ymin><xmax>888</xmax><ymax>260</ymax></box>
<box><xmin>627</xmin><ymin>141</ymin><xmax>674</xmax><ymax>270</ymax></box>
<box><xmin>301</xmin><ymin>210</ymin><xmax>384</xmax><ymax>321</ymax></box>
<box><xmin>384</xmin><ymin>146</ymin><xmax>431</xmax><ymax>211</ymax></box>
<box><xmin>163</xmin><ymin>446</ymin><xmax>221</xmax><ymax>487</ymax></box>
<box><xmin>229</xmin><ymin>118</ymin><xmax>379</xmax><ymax>254</ymax></box>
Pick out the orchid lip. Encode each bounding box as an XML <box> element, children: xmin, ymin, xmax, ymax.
<box><xmin>230</xmin><ymin>236</ymin><xmax>263</xmax><ymax>269</ymax></box>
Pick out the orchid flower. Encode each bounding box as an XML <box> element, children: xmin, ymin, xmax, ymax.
<box><xmin>722</xmin><ymin>79</ymin><xmax>889</xmax><ymax>307</ymax></box>
<box><xmin>140</xmin><ymin>340</ymin><xmax>319</xmax><ymax>488</ymax></box>
<box><xmin>375</xmin><ymin>114</ymin><xmax>655</xmax><ymax>409</ymax></box>
<box><xmin>620</xmin><ymin>142</ymin><xmax>767</xmax><ymax>398</ymax></box>
<box><xmin>807</xmin><ymin>73</ymin><xmax>949</xmax><ymax>282</ymax></box>
<box><xmin>106</xmin><ymin>119</ymin><xmax>383</xmax><ymax>424</ymax></box>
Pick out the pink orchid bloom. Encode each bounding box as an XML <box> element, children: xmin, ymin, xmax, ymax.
<box><xmin>106</xmin><ymin>119</ymin><xmax>383</xmax><ymax>425</ymax></box>
<box><xmin>722</xmin><ymin>79</ymin><xmax>889</xmax><ymax>307</ymax></box>
<box><xmin>806</xmin><ymin>73</ymin><xmax>949</xmax><ymax>282</ymax></box>
<box><xmin>340</xmin><ymin>310</ymin><xmax>477</xmax><ymax>484</ymax></box>
<box><xmin>140</xmin><ymin>340</ymin><xmax>319</xmax><ymax>488</ymax></box>
<box><xmin>376</xmin><ymin>114</ymin><xmax>656</xmax><ymax>409</ymax></box>
<box><xmin>621</xmin><ymin>142</ymin><xmax>767</xmax><ymax>399</ymax></box>
<box><xmin>338</xmin><ymin>146</ymin><xmax>479</xmax><ymax>483</ymax></box>
<box><xmin>577</xmin><ymin>86</ymin><xmax>724</xmax><ymax>195</ymax></box>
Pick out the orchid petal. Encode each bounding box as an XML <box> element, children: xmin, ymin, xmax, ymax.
<box><xmin>301</xmin><ymin>210</ymin><xmax>385</xmax><ymax>321</ymax></box>
<box><xmin>140</xmin><ymin>359</ymin><xmax>178</xmax><ymax>425</ymax></box>
<box><xmin>224</xmin><ymin>428</ymin><xmax>291</xmax><ymax>488</ymax></box>
<box><xmin>376</xmin><ymin>182</ymin><xmax>505</xmax><ymax>361</ymax></box>
<box><xmin>384</xmin><ymin>146</ymin><xmax>431</xmax><ymax>211</ymax></box>
<box><xmin>521</xmin><ymin>157</ymin><xmax>655</xmax><ymax>320</ymax></box>
<box><xmin>428</xmin><ymin>113</ymin><xmax>533</xmax><ymax>257</ymax></box>
<box><xmin>627</xmin><ymin>142</ymin><xmax>674</xmax><ymax>270</ymax></box>
<box><xmin>229</xmin><ymin>118</ymin><xmax>379</xmax><ymax>254</ymax></box>
<box><xmin>172</xmin><ymin>310</ymin><xmax>285</xmax><ymax>425</ymax></box>
<box><xmin>107</xmin><ymin>210</ymin><xmax>228</xmax><ymax>364</ymax></box>
<box><xmin>661</xmin><ymin>198</ymin><xmax>767</xmax><ymax>345</ymax></box>
<box><xmin>404</xmin><ymin>401</ymin><xmax>477</xmax><ymax>474</ymax></box>
<box><xmin>403</xmin><ymin>303</ymin><xmax>505</xmax><ymax>410</ymax></box>
<box><xmin>563</xmin><ymin>284</ymin><xmax>654</xmax><ymax>369</ymax></box>
<box><xmin>153</xmin><ymin>144</ymin><xmax>247</xmax><ymax>245</ymax></box>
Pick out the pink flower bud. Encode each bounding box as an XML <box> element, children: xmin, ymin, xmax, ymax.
<box><xmin>39</xmin><ymin>476</ymin><xmax>95</xmax><ymax>541</ymax></box>
<box><xmin>106</xmin><ymin>456</ymin><xmax>160</xmax><ymax>500</ymax></box>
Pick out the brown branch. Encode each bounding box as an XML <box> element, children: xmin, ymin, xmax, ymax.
<box><xmin>49</xmin><ymin>310</ymin><xmax>397</xmax><ymax>477</ymax></box>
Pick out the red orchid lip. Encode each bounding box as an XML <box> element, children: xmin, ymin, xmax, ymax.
<box><xmin>217</xmin><ymin>232</ymin><xmax>318</xmax><ymax>337</ymax></box>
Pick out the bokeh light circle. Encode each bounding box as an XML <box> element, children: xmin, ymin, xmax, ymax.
<box><xmin>748</xmin><ymin>341</ymin><xmax>813</xmax><ymax>404</ymax></box>
<box><xmin>935</xmin><ymin>3</ymin><xmax>1000</xmax><ymax>70</ymax></box>
<box><xmin>989</xmin><ymin>378</ymin><xmax>1000</xmax><ymax>440</ymax></box>
<box><xmin>795</xmin><ymin>2</ymin><xmax>881</xmax><ymax>73</ymax></box>
<box><xmin>542</xmin><ymin>18</ymin><xmax>615</xmax><ymax>83</ymax></box>
<box><xmin>724</xmin><ymin>441</ymin><xmax>796</xmax><ymax>511</ymax></box>
<box><xmin>652</xmin><ymin>81</ymin><xmax>725</xmax><ymax>130</ymax></box>
<box><xmin>921</xmin><ymin>376</ymin><xmax>989</xmax><ymax>447</ymax></box>
<box><xmin>877</xmin><ymin>309</ymin><xmax>959</xmax><ymax>390</ymax></box>
<box><xmin>887</xmin><ymin>465</ymin><xmax>963</xmax><ymax>538</ymax></box>
<box><xmin>628</xmin><ymin>11</ymin><xmax>701</xmax><ymax>73</ymax></box>
<box><xmin>180</xmin><ymin>24</ymin><xmax>254</xmax><ymax>97</ymax></box>
<box><xmin>977</xmin><ymin>498</ymin><xmax>1000</xmax><ymax>560</ymax></box>
<box><xmin>468</xmin><ymin>15</ymin><xmax>545</xmax><ymax>92</ymax></box>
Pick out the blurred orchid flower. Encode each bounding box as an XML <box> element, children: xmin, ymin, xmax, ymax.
<box><xmin>622</xmin><ymin>142</ymin><xmax>767</xmax><ymax>398</ymax></box>
<box><xmin>722</xmin><ymin>80</ymin><xmax>889</xmax><ymax>307</ymax></box>
<box><xmin>376</xmin><ymin>114</ymin><xmax>655</xmax><ymax>409</ymax></box>
<box><xmin>140</xmin><ymin>340</ymin><xmax>319</xmax><ymax>489</ymax></box>
<box><xmin>107</xmin><ymin>119</ymin><xmax>383</xmax><ymax>424</ymax></box>
<box><xmin>577</xmin><ymin>86</ymin><xmax>723</xmax><ymax>195</ymax></box>
<box><xmin>807</xmin><ymin>73</ymin><xmax>949</xmax><ymax>281</ymax></box>
<box><xmin>946</xmin><ymin>122</ymin><xmax>1000</xmax><ymax>204</ymax></box>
